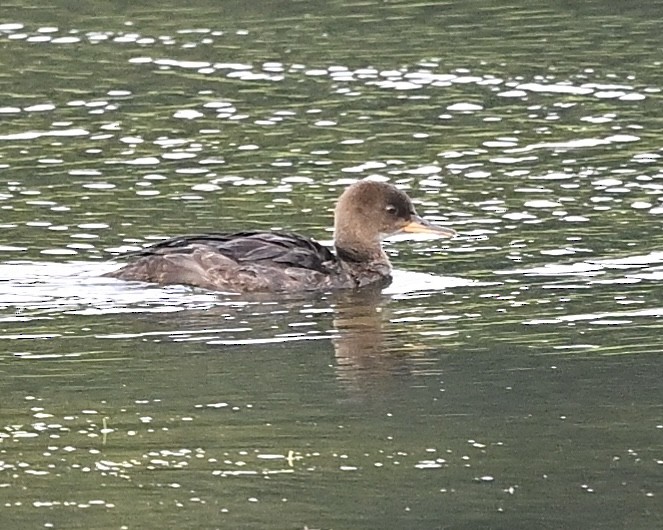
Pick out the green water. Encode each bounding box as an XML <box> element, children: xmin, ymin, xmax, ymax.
<box><xmin>1</xmin><ymin>1</ymin><xmax>662</xmax><ymax>528</ymax></box>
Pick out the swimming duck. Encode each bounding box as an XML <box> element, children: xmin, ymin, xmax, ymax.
<box><xmin>104</xmin><ymin>180</ymin><xmax>456</xmax><ymax>293</ymax></box>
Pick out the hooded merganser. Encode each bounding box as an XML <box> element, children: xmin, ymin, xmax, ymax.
<box><xmin>104</xmin><ymin>180</ymin><xmax>456</xmax><ymax>292</ymax></box>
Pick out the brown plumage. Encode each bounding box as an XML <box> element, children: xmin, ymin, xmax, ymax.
<box><xmin>104</xmin><ymin>180</ymin><xmax>456</xmax><ymax>293</ymax></box>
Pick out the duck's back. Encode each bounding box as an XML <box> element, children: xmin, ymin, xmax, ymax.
<box><xmin>105</xmin><ymin>231</ymin><xmax>356</xmax><ymax>292</ymax></box>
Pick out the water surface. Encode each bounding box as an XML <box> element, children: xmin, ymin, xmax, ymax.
<box><xmin>1</xmin><ymin>1</ymin><xmax>662</xmax><ymax>528</ymax></box>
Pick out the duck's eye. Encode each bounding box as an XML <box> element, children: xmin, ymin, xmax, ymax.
<box><xmin>385</xmin><ymin>204</ymin><xmax>398</xmax><ymax>216</ymax></box>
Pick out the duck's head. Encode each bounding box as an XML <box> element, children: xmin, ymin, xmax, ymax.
<box><xmin>333</xmin><ymin>180</ymin><xmax>456</xmax><ymax>261</ymax></box>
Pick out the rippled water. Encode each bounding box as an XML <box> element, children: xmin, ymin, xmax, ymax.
<box><xmin>1</xmin><ymin>1</ymin><xmax>663</xmax><ymax>528</ymax></box>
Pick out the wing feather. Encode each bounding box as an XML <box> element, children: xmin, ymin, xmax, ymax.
<box><xmin>117</xmin><ymin>231</ymin><xmax>338</xmax><ymax>275</ymax></box>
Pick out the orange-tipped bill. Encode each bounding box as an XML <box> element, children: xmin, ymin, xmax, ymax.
<box><xmin>401</xmin><ymin>216</ymin><xmax>457</xmax><ymax>238</ymax></box>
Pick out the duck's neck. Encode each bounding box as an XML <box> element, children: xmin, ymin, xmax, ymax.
<box><xmin>335</xmin><ymin>242</ymin><xmax>388</xmax><ymax>265</ymax></box>
<box><xmin>334</xmin><ymin>232</ymin><xmax>390</xmax><ymax>267</ymax></box>
<box><xmin>333</xmin><ymin>215</ymin><xmax>391</xmax><ymax>271</ymax></box>
<box><xmin>334</xmin><ymin>240</ymin><xmax>392</xmax><ymax>288</ymax></box>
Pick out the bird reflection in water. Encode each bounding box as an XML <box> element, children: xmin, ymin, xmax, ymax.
<box><xmin>114</xmin><ymin>285</ymin><xmax>436</xmax><ymax>397</ymax></box>
<box><xmin>330</xmin><ymin>286</ymin><xmax>421</xmax><ymax>395</ymax></box>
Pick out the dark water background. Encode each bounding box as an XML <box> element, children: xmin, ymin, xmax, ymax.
<box><xmin>1</xmin><ymin>1</ymin><xmax>662</xmax><ymax>528</ymax></box>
